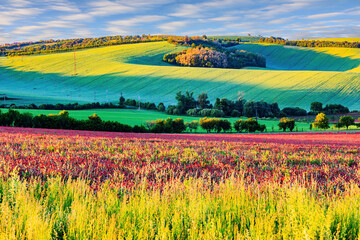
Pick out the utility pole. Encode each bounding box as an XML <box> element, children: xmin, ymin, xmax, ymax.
<box><xmin>106</xmin><ymin>90</ymin><xmax>108</xmax><ymax>103</ymax></box>
<box><xmin>73</xmin><ymin>48</ymin><xmax>77</xmax><ymax>75</ymax></box>
<box><xmin>255</xmin><ymin>105</ymin><xmax>258</xmax><ymax>122</ymax></box>
<box><xmin>138</xmin><ymin>96</ymin><xmax>141</xmax><ymax>111</ymax></box>
<box><xmin>94</xmin><ymin>91</ymin><xmax>96</xmax><ymax>102</ymax></box>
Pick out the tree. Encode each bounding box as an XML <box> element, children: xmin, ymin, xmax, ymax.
<box><xmin>175</xmin><ymin>90</ymin><xmax>197</xmax><ymax>114</ymax></box>
<box><xmin>172</xmin><ymin>118</ymin><xmax>186</xmax><ymax>133</ymax></box>
<box><xmin>310</xmin><ymin>102</ymin><xmax>323</xmax><ymax>113</ymax></box>
<box><xmin>119</xmin><ymin>95</ymin><xmax>125</xmax><ymax>107</ymax></box>
<box><xmin>243</xmin><ymin>101</ymin><xmax>256</xmax><ymax>117</ymax></box>
<box><xmin>184</xmin><ymin>35</ymin><xmax>189</xmax><ymax>43</ymax></box>
<box><xmin>186</xmin><ymin>120</ymin><xmax>199</xmax><ymax>132</ymax></box>
<box><xmin>338</xmin><ymin>115</ymin><xmax>355</xmax><ymax>129</ymax></box>
<box><xmin>278</xmin><ymin>117</ymin><xmax>295</xmax><ymax>132</ymax></box>
<box><xmin>199</xmin><ymin>117</ymin><xmax>216</xmax><ymax>133</ymax></box>
<box><xmin>312</xmin><ymin>113</ymin><xmax>330</xmax><ymax>130</ymax></box>
<box><xmin>234</xmin><ymin>120</ymin><xmax>245</xmax><ymax>132</ymax></box>
<box><xmin>157</xmin><ymin>103</ymin><xmax>165</xmax><ymax>112</ymax></box>
<box><xmin>197</xmin><ymin>92</ymin><xmax>210</xmax><ymax>109</ymax></box>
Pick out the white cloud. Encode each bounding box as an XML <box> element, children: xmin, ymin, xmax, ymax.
<box><xmin>109</xmin><ymin>15</ymin><xmax>167</xmax><ymax>27</ymax></box>
<box><xmin>158</xmin><ymin>21</ymin><xmax>189</xmax><ymax>32</ymax></box>
<box><xmin>88</xmin><ymin>0</ymin><xmax>134</xmax><ymax>16</ymax></box>
<box><xmin>305</xmin><ymin>12</ymin><xmax>343</xmax><ymax>19</ymax></box>
<box><xmin>61</xmin><ymin>13</ymin><xmax>93</xmax><ymax>21</ymax></box>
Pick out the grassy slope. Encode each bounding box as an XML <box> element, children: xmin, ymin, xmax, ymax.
<box><xmin>1</xmin><ymin>41</ymin><xmax>360</xmax><ymax>110</ymax></box>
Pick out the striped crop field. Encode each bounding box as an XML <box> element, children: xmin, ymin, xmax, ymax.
<box><xmin>1</xmin><ymin>41</ymin><xmax>360</xmax><ymax>110</ymax></box>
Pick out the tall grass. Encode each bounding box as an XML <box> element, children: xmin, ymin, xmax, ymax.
<box><xmin>1</xmin><ymin>174</ymin><xmax>360</xmax><ymax>239</ymax></box>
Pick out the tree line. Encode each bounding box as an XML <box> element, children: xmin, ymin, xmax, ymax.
<box><xmin>2</xmin><ymin>92</ymin><xmax>353</xmax><ymax>120</ymax></box>
<box><xmin>0</xmin><ymin>35</ymin><xmax>170</xmax><ymax>56</ymax></box>
<box><xmin>0</xmin><ymin>109</ymin><xmax>269</xmax><ymax>134</ymax></box>
<box><xmin>258</xmin><ymin>37</ymin><xmax>360</xmax><ymax>48</ymax></box>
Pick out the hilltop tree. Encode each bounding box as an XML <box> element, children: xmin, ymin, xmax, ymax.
<box><xmin>312</xmin><ymin>113</ymin><xmax>330</xmax><ymax>130</ymax></box>
<box><xmin>157</xmin><ymin>103</ymin><xmax>165</xmax><ymax>112</ymax></box>
<box><xmin>310</xmin><ymin>102</ymin><xmax>323</xmax><ymax>113</ymax></box>
<box><xmin>119</xmin><ymin>95</ymin><xmax>125</xmax><ymax>107</ymax></box>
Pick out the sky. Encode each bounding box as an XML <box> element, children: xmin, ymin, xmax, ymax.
<box><xmin>0</xmin><ymin>0</ymin><xmax>359</xmax><ymax>44</ymax></box>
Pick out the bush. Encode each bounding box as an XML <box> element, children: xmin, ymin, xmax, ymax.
<box><xmin>210</xmin><ymin>109</ymin><xmax>224</xmax><ymax>117</ymax></box>
<box><xmin>199</xmin><ymin>109</ymin><xmax>213</xmax><ymax>117</ymax></box>
<box><xmin>151</xmin><ymin>118</ymin><xmax>186</xmax><ymax>133</ymax></box>
<box><xmin>186</xmin><ymin>108</ymin><xmax>200</xmax><ymax>116</ymax></box>
<box><xmin>214</xmin><ymin>119</ymin><xmax>231</xmax><ymax>133</ymax></box>
<box><xmin>234</xmin><ymin>118</ymin><xmax>266</xmax><ymax>133</ymax></box>
<box><xmin>278</xmin><ymin>118</ymin><xmax>295</xmax><ymax>132</ymax></box>
<box><xmin>199</xmin><ymin>117</ymin><xmax>217</xmax><ymax>133</ymax></box>
<box><xmin>186</xmin><ymin>121</ymin><xmax>199</xmax><ymax>132</ymax></box>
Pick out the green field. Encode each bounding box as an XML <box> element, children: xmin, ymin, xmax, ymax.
<box><xmin>5</xmin><ymin>108</ymin><xmax>360</xmax><ymax>132</ymax></box>
<box><xmin>1</xmin><ymin>108</ymin><xmax>315</xmax><ymax>132</ymax></box>
<box><xmin>1</xmin><ymin>40</ymin><xmax>360</xmax><ymax>110</ymax></box>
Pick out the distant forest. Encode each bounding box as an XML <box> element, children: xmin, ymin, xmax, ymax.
<box><xmin>258</xmin><ymin>37</ymin><xmax>360</xmax><ymax>48</ymax></box>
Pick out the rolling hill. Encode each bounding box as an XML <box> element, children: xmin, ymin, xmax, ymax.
<box><xmin>1</xmin><ymin>40</ymin><xmax>360</xmax><ymax>110</ymax></box>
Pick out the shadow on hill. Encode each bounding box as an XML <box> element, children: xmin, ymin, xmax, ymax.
<box><xmin>234</xmin><ymin>44</ymin><xmax>360</xmax><ymax>72</ymax></box>
<box><xmin>1</xmin><ymin>65</ymin><xmax>360</xmax><ymax>110</ymax></box>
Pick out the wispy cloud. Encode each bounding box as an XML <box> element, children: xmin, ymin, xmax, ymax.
<box><xmin>158</xmin><ymin>21</ymin><xmax>189</xmax><ymax>32</ymax></box>
<box><xmin>0</xmin><ymin>0</ymin><xmax>359</xmax><ymax>44</ymax></box>
<box><xmin>305</xmin><ymin>12</ymin><xmax>344</xmax><ymax>19</ymax></box>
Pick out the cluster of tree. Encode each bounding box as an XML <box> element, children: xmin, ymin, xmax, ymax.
<box><xmin>120</xmin><ymin>96</ymin><xmax>164</xmax><ymax>111</ymax></box>
<box><xmin>278</xmin><ymin>117</ymin><xmax>295</xmax><ymax>131</ymax></box>
<box><xmin>310</xmin><ymin>102</ymin><xmax>349</xmax><ymax>115</ymax></box>
<box><xmin>0</xmin><ymin>109</ymin><xmax>150</xmax><ymax>133</ymax></box>
<box><xmin>150</xmin><ymin>118</ymin><xmax>186</xmax><ymax>133</ymax></box>
<box><xmin>8</xmin><ymin>102</ymin><xmax>121</xmax><ymax>110</ymax></box>
<box><xmin>258</xmin><ymin>37</ymin><xmax>360</xmax><ymax>48</ymax></box>
<box><xmin>312</xmin><ymin>113</ymin><xmax>360</xmax><ymax>130</ymax></box>
<box><xmin>3</xmin><ymin>96</ymin><xmax>165</xmax><ymax>112</ymax></box>
<box><xmin>163</xmin><ymin>46</ymin><xmax>266</xmax><ymax>69</ymax></box>
<box><xmin>1</xmin><ymin>35</ymin><xmax>169</xmax><ymax>56</ymax></box>
<box><xmin>233</xmin><ymin>118</ymin><xmax>266</xmax><ymax>132</ymax></box>
<box><xmin>167</xmin><ymin>91</ymin><xmax>292</xmax><ymax>118</ymax></box>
